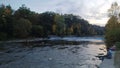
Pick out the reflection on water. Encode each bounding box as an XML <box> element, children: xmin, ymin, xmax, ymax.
<box><xmin>0</xmin><ymin>36</ymin><xmax>106</xmax><ymax>68</ymax></box>
<box><xmin>49</xmin><ymin>36</ymin><xmax>104</xmax><ymax>42</ymax></box>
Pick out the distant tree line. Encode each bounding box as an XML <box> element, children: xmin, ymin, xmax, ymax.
<box><xmin>0</xmin><ymin>4</ymin><xmax>104</xmax><ymax>40</ymax></box>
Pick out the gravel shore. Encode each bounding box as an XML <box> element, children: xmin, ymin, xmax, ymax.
<box><xmin>99</xmin><ymin>51</ymin><xmax>115</xmax><ymax>68</ymax></box>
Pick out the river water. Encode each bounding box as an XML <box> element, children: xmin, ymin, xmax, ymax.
<box><xmin>0</xmin><ymin>36</ymin><xmax>107</xmax><ymax>68</ymax></box>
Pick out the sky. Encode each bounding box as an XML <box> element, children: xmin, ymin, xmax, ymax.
<box><xmin>0</xmin><ymin>0</ymin><xmax>120</xmax><ymax>26</ymax></box>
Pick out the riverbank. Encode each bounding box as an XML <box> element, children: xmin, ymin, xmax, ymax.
<box><xmin>114</xmin><ymin>51</ymin><xmax>120</xmax><ymax>68</ymax></box>
<box><xmin>99</xmin><ymin>51</ymin><xmax>115</xmax><ymax>68</ymax></box>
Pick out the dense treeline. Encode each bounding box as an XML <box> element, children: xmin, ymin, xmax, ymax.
<box><xmin>0</xmin><ymin>4</ymin><xmax>104</xmax><ymax>40</ymax></box>
<box><xmin>105</xmin><ymin>2</ymin><xmax>120</xmax><ymax>49</ymax></box>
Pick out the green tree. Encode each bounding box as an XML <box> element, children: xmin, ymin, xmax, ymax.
<box><xmin>0</xmin><ymin>4</ymin><xmax>105</xmax><ymax>40</ymax></box>
<box><xmin>14</xmin><ymin>4</ymin><xmax>31</xmax><ymax>19</ymax></box>
<box><xmin>105</xmin><ymin>16</ymin><xmax>120</xmax><ymax>47</ymax></box>
<box><xmin>0</xmin><ymin>5</ymin><xmax>13</xmax><ymax>40</ymax></box>
<box><xmin>38</xmin><ymin>12</ymin><xmax>56</xmax><ymax>36</ymax></box>
<box><xmin>105</xmin><ymin>2</ymin><xmax>120</xmax><ymax>48</ymax></box>
<box><xmin>54</xmin><ymin>14</ymin><xmax>66</xmax><ymax>35</ymax></box>
<box><xmin>13</xmin><ymin>18</ymin><xmax>32</xmax><ymax>38</ymax></box>
<box><xmin>31</xmin><ymin>25</ymin><xmax>43</xmax><ymax>37</ymax></box>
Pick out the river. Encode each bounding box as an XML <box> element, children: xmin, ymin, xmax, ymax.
<box><xmin>0</xmin><ymin>36</ymin><xmax>107</xmax><ymax>68</ymax></box>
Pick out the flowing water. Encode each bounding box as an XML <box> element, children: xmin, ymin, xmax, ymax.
<box><xmin>0</xmin><ymin>36</ymin><xmax>106</xmax><ymax>68</ymax></box>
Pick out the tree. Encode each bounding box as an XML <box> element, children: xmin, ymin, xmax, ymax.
<box><xmin>54</xmin><ymin>14</ymin><xmax>66</xmax><ymax>35</ymax></box>
<box><xmin>38</xmin><ymin>12</ymin><xmax>56</xmax><ymax>35</ymax></box>
<box><xmin>73</xmin><ymin>23</ymin><xmax>81</xmax><ymax>36</ymax></box>
<box><xmin>31</xmin><ymin>25</ymin><xmax>43</xmax><ymax>37</ymax></box>
<box><xmin>13</xmin><ymin>18</ymin><xmax>32</xmax><ymax>38</ymax></box>
<box><xmin>0</xmin><ymin>4</ymin><xmax>105</xmax><ymax>40</ymax></box>
<box><xmin>108</xmin><ymin>2</ymin><xmax>120</xmax><ymax>17</ymax></box>
<box><xmin>105</xmin><ymin>2</ymin><xmax>120</xmax><ymax>48</ymax></box>
<box><xmin>0</xmin><ymin>5</ymin><xmax>14</xmax><ymax>40</ymax></box>
<box><xmin>105</xmin><ymin>16</ymin><xmax>120</xmax><ymax>47</ymax></box>
<box><xmin>14</xmin><ymin>4</ymin><xmax>33</xmax><ymax>19</ymax></box>
<box><xmin>105</xmin><ymin>16</ymin><xmax>120</xmax><ymax>31</ymax></box>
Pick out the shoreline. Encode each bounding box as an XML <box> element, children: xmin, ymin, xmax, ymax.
<box><xmin>114</xmin><ymin>51</ymin><xmax>120</xmax><ymax>68</ymax></box>
<box><xmin>99</xmin><ymin>51</ymin><xmax>115</xmax><ymax>68</ymax></box>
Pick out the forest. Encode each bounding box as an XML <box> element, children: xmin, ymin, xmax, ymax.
<box><xmin>0</xmin><ymin>4</ymin><xmax>104</xmax><ymax>40</ymax></box>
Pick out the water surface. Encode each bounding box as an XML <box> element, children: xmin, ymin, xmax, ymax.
<box><xmin>0</xmin><ymin>36</ymin><xmax>106</xmax><ymax>68</ymax></box>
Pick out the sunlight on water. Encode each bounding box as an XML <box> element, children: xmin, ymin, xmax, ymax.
<box><xmin>49</xmin><ymin>36</ymin><xmax>104</xmax><ymax>42</ymax></box>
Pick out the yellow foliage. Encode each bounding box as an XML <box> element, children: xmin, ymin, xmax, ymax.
<box><xmin>52</xmin><ymin>24</ymin><xmax>56</xmax><ymax>33</ymax></box>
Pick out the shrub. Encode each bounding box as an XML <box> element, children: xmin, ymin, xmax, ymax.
<box><xmin>13</xmin><ymin>18</ymin><xmax>32</xmax><ymax>38</ymax></box>
<box><xmin>0</xmin><ymin>32</ymin><xmax>7</xmax><ymax>40</ymax></box>
<box><xmin>115</xmin><ymin>42</ymin><xmax>120</xmax><ymax>50</ymax></box>
<box><xmin>31</xmin><ymin>25</ymin><xmax>43</xmax><ymax>37</ymax></box>
<box><xmin>105</xmin><ymin>28</ymin><xmax>120</xmax><ymax>48</ymax></box>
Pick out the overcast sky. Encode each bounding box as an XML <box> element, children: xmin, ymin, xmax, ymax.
<box><xmin>1</xmin><ymin>0</ymin><xmax>120</xmax><ymax>26</ymax></box>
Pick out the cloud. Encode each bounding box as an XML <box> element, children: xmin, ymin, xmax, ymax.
<box><xmin>1</xmin><ymin>0</ymin><xmax>120</xmax><ymax>26</ymax></box>
<box><xmin>53</xmin><ymin>0</ymin><xmax>120</xmax><ymax>26</ymax></box>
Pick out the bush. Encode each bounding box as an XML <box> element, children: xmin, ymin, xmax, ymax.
<box><xmin>0</xmin><ymin>32</ymin><xmax>7</xmax><ymax>40</ymax></box>
<box><xmin>115</xmin><ymin>42</ymin><xmax>120</xmax><ymax>50</ymax></box>
<box><xmin>105</xmin><ymin>28</ymin><xmax>120</xmax><ymax>48</ymax></box>
<box><xmin>31</xmin><ymin>25</ymin><xmax>43</xmax><ymax>37</ymax></box>
<box><xmin>13</xmin><ymin>18</ymin><xmax>32</xmax><ymax>38</ymax></box>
